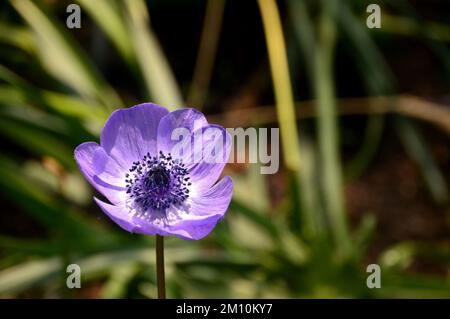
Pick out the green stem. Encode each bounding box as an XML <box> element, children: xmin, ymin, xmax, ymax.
<box><xmin>188</xmin><ymin>0</ymin><xmax>225</xmax><ymax>109</ymax></box>
<box><xmin>156</xmin><ymin>235</ymin><xmax>166</xmax><ymax>299</ymax></box>
<box><xmin>257</xmin><ymin>0</ymin><xmax>301</xmax><ymax>172</ymax></box>
<box><xmin>315</xmin><ymin>2</ymin><xmax>352</xmax><ymax>259</ymax></box>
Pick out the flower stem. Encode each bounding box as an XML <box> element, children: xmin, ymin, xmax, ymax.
<box><xmin>156</xmin><ymin>235</ymin><xmax>166</xmax><ymax>299</ymax></box>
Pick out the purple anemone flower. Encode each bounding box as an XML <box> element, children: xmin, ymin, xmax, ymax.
<box><xmin>75</xmin><ymin>103</ymin><xmax>233</xmax><ymax>240</ymax></box>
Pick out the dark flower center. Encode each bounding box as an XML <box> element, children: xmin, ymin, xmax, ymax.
<box><xmin>144</xmin><ymin>166</ymin><xmax>170</xmax><ymax>195</ymax></box>
<box><xmin>125</xmin><ymin>151</ymin><xmax>191</xmax><ymax>211</ymax></box>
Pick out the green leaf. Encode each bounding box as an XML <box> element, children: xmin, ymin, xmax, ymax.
<box><xmin>0</xmin><ymin>247</ymin><xmax>223</xmax><ymax>296</ymax></box>
<box><xmin>78</xmin><ymin>0</ymin><xmax>135</xmax><ymax>67</ymax></box>
<box><xmin>124</xmin><ymin>0</ymin><xmax>183</xmax><ymax>110</ymax></box>
<box><xmin>0</xmin><ymin>22</ymin><xmax>35</xmax><ymax>53</ymax></box>
<box><xmin>231</xmin><ymin>164</ymin><xmax>269</xmax><ymax>213</ymax></box>
<box><xmin>0</xmin><ymin>116</ymin><xmax>75</xmax><ymax>169</ymax></box>
<box><xmin>0</xmin><ymin>257</ymin><xmax>61</xmax><ymax>296</ymax></box>
<box><xmin>353</xmin><ymin>213</ymin><xmax>376</xmax><ymax>260</ymax></box>
<box><xmin>0</xmin><ymin>236</ymin><xmax>63</xmax><ymax>256</ymax></box>
<box><xmin>11</xmin><ymin>0</ymin><xmax>123</xmax><ymax>109</ymax></box>
<box><xmin>376</xmin><ymin>271</ymin><xmax>450</xmax><ymax>298</ymax></box>
<box><xmin>229</xmin><ymin>199</ymin><xmax>279</xmax><ymax>237</ymax></box>
<box><xmin>100</xmin><ymin>264</ymin><xmax>139</xmax><ymax>298</ymax></box>
<box><xmin>0</xmin><ymin>156</ymin><xmax>108</xmax><ymax>243</ymax></box>
<box><xmin>0</xmin><ymin>84</ymin><xmax>107</xmax><ymax>124</ymax></box>
<box><xmin>396</xmin><ymin>117</ymin><xmax>449</xmax><ymax>204</ymax></box>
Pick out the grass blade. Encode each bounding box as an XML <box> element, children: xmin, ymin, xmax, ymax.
<box><xmin>314</xmin><ymin>1</ymin><xmax>352</xmax><ymax>258</ymax></box>
<box><xmin>257</xmin><ymin>0</ymin><xmax>301</xmax><ymax>172</ymax></box>
<box><xmin>11</xmin><ymin>0</ymin><xmax>123</xmax><ymax>109</ymax></box>
<box><xmin>125</xmin><ymin>0</ymin><xmax>183</xmax><ymax>110</ymax></box>
<box><xmin>78</xmin><ymin>0</ymin><xmax>134</xmax><ymax>66</ymax></box>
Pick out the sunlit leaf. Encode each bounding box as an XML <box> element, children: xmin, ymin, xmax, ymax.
<box><xmin>124</xmin><ymin>0</ymin><xmax>183</xmax><ymax>110</ymax></box>
<box><xmin>11</xmin><ymin>0</ymin><xmax>123</xmax><ymax>109</ymax></box>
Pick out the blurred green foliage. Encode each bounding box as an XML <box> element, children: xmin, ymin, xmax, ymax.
<box><xmin>0</xmin><ymin>0</ymin><xmax>449</xmax><ymax>298</ymax></box>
